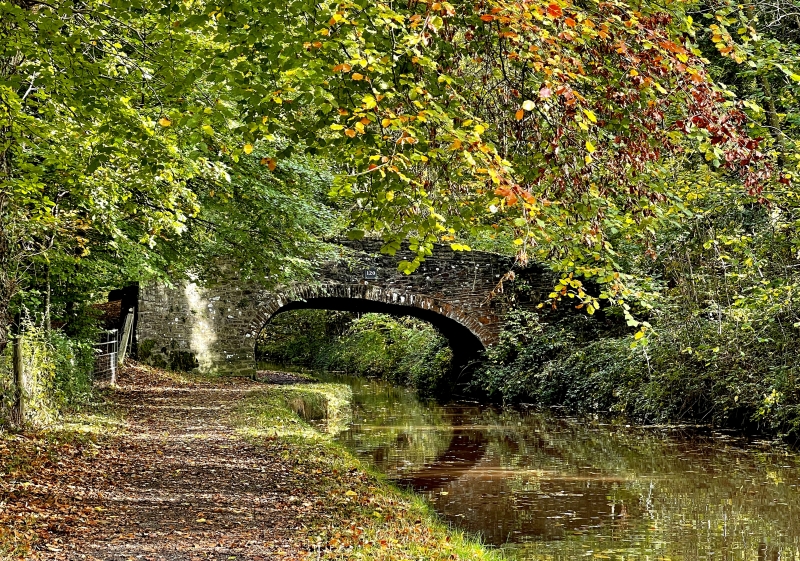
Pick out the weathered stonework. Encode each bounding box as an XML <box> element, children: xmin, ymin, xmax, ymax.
<box><xmin>136</xmin><ymin>241</ymin><xmax>553</xmax><ymax>375</ymax></box>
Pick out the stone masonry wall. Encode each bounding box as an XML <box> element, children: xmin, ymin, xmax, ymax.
<box><xmin>136</xmin><ymin>241</ymin><xmax>553</xmax><ymax>375</ymax></box>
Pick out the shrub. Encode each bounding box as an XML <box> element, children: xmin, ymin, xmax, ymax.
<box><xmin>256</xmin><ymin>310</ymin><xmax>453</xmax><ymax>397</ymax></box>
<box><xmin>471</xmin><ymin>305</ymin><xmax>800</xmax><ymax>443</ymax></box>
<box><xmin>0</xmin><ymin>325</ymin><xmax>95</xmax><ymax>427</ymax></box>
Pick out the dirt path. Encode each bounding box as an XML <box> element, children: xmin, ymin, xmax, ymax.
<box><xmin>20</xmin><ymin>365</ymin><xmax>338</xmax><ymax>560</ymax></box>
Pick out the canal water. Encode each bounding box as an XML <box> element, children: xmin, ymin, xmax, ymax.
<box><xmin>318</xmin><ymin>373</ymin><xmax>800</xmax><ymax>560</ymax></box>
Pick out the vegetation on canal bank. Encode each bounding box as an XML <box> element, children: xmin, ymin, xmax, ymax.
<box><xmin>257</xmin><ymin>310</ymin><xmax>453</xmax><ymax>397</ymax></box>
<box><xmin>256</xmin><ymin>303</ymin><xmax>800</xmax><ymax>444</ymax></box>
<box><xmin>234</xmin><ymin>380</ymin><xmax>506</xmax><ymax>561</ymax></box>
<box><xmin>0</xmin><ymin>323</ymin><xmax>98</xmax><ymax>428</ymax></box>
<box><xmin>474</xmin><ymin>302</ymin><xmax>800</xmax><ymax>443</ymax></box>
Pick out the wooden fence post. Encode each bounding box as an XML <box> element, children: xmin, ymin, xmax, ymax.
<box><xmin>116</xmin><ymin>309</ymin><xmax>134</xmax><ymax>375</ymax></box>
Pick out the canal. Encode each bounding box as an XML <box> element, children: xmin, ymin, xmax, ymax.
<box><xmin>317</xmin><ymin>373</ymin><xmax>800</xmax><ymax>560</ymax></box>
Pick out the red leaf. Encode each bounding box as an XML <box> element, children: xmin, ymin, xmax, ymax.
<box><xmin>547</xmin><ymin>4</ymin><xmax>563</xmax><ymax>18</ymax></box>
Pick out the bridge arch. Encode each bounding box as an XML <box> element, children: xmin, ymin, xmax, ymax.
<box><xmin>135</xmin><ymin>240</ymin><xmax>551</xmax><ymax>375</ymax></box>
<box><xmin>250</xmin><ymin>284</ymin><xmax>489</xmax><ymax>370</ymax></box>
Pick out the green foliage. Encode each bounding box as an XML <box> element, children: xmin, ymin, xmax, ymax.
<box><xmin>0</xmin><ymin>325</ymin><xmax>95</xmax><ymax>427</ymax></box>
<box><xmin>2</xmin><ymin>0</ymin><xmax>774</xmax><ymax>349</ymax></box>
<box><xmin>169</xmin><ymin>150</ymin><xmax>344</xmax><ymax>285</ymax></box>
<box><xmin>257</xmin><ymin>311</ymin><xmax>452</xmax><ymax>396</ymax></box>
<box><xmin>475</xmin><ymin>300</ymin><xmax>800</xmax><ymax>442</ymax></box>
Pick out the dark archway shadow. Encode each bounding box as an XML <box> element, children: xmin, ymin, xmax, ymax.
<box><xmin>261</xmin><ymin>296</ymin><xmax>485</xmax><ymax>380</ymax></box>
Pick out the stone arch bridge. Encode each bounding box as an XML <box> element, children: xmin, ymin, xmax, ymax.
<box><xmin>135</xmin><ymin>241</ymin><xmax>551</xmax><ymax>375</ymax></box>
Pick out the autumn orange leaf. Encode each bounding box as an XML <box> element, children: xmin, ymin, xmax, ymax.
<box><xmin>547</xmin><ymin>4</ymin><xmax>563</xmax><ymax>18</ymax></box>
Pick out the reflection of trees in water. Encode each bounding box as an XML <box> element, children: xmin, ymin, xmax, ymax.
<box><xmin>332</xmin><ymin>375</ymin><xmax>455</xmax><ymax>473</ymax></box>
<box><xmin>333</xmin><ymin>374</ymin><xmax>800</xmax><ymax>560</ymax></box>
<box><xmin>471</xmin><ymin>409</ymin><xmax>800</xmax><ymax>559</ymax></box>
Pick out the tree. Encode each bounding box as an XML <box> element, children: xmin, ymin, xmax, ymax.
<box><xmin>1</xmin><ymin>0</ymin><xmax>773</xmax><ymax>354</ymax></box>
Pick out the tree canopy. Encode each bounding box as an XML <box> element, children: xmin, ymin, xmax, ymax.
<box><xmin>0</xmin><ymin>0</ymin><xmax>793</xmax><ymax>347</ymax></box>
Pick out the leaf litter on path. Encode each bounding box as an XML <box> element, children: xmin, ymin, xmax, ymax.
<box><xmin>2</xmin><ymin>363</ymin><xmax>500</xmax><ymax>561</ymax></box>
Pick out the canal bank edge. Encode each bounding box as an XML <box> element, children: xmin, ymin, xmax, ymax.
<box><xmin>231</xmin><ymin>380</ymin><xmax>508</xmax><ymax>561</ymax></box>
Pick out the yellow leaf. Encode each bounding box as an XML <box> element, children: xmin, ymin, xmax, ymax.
<box><xmin>585</xmin><ymin>154</ymin><xmax>593</xmax><ymax>164</ymax></box>
<box><xmin>243</xmin><ymin>143</ymin><xmax>253</xmax><ymax>154</ymax></box>
<box><xmin>583</xmin><ymin>109</ymin><xmax>597</xmax><ymax>123</ymax></box>
<box><xmin>474</xmin><ymin>124</ymin><xmax>486</xmax><ymax>135</ymax></box>
<box><xmin>513</xmin><ymin>238</ymin><xmax>524</xmax><ymax>245</ymax></box>
<box><xmin>634</xmin><ymin>330</ymin><xmax>645</xmax><ymax>339</ymax></box>
<box><xmin>158</xmin><ymin>117</ymin><xmax>172</xmax><ymax>127</ymax></box>
<box><xmin>386</xmin><ymin>191</ymin><xmax>395</xmax><ymax>201</ymax></box>
<box><xmin>585</xmin><ymin>140</ymin><xmax>596</xmax><ymax>153</ymax></box>
<box><xmin>587</xmin><ymin>304</ymin><xmax>595</xmax><ymax>315</ymax></box>
<box><xmin>345</xmin><ymin>490</ymin><xmax>358</xmax><ymax>496</ymax></box>
<box><xmin>352</xmin><ymin>72</ymin><xmax>364</xmax><ymax>81</ymax></box>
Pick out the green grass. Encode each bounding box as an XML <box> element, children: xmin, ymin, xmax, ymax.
<box><xmin>232</xmin><ymin>382</ymin><xmax>508</xmax><ymax>561</ymax></box>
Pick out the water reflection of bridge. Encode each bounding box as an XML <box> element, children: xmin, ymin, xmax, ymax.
<box><xmin>389</xmin><ymin>412</ymin><xmax>639</xmax><ymax>545</ymax></box>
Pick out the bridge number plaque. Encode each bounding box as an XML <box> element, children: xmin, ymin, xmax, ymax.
<box><xmin>363</xmin><ymin>269</ymin><xmax>378</xmax><ymax>280</ymax></box>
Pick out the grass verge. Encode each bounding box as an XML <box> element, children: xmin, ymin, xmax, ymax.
<box><xmin>232</xmin><ymin>382</ymin><xmax>507</xmax><ymax>561</ymax></box>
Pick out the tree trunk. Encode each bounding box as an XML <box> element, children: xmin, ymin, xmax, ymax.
<box><xmin>0</xmin><ymin>195</ymin><xmax>12</xmax><ymax>356</ymax></box>
<box><xmin>0</xmin><ymin>278</ymin><xmax>14</xmax><ymax>356</ymax></box>
<box><xmin>44</xmin><ymin>262</ymin><xmax>51</xmax><ymax>333</ymax></box>
<box><xmin>12</xmin><ymin>316</ymin><xmax>25</xmax><ymax>426</ymax></box>
<box><xmin>0</xmin><ymin>299</ymin><xmax>9</xmax><ymax>355</ymax></box>
<box><xmin>760</xmin><ymin>72</ymin><xmax>785</xmax><ymax>168</ymax></box>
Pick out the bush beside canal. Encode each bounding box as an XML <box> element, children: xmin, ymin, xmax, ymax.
<box><xmin>472</xmin><ymin>308</ymin><xmax>800</xmax><ymax>443</ymax></box>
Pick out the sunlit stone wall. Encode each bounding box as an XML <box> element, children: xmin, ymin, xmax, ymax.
<box><xmin>136</xmin><ymin>241</ymin><xmax>553</xmax><ymax>375</ymax></box>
